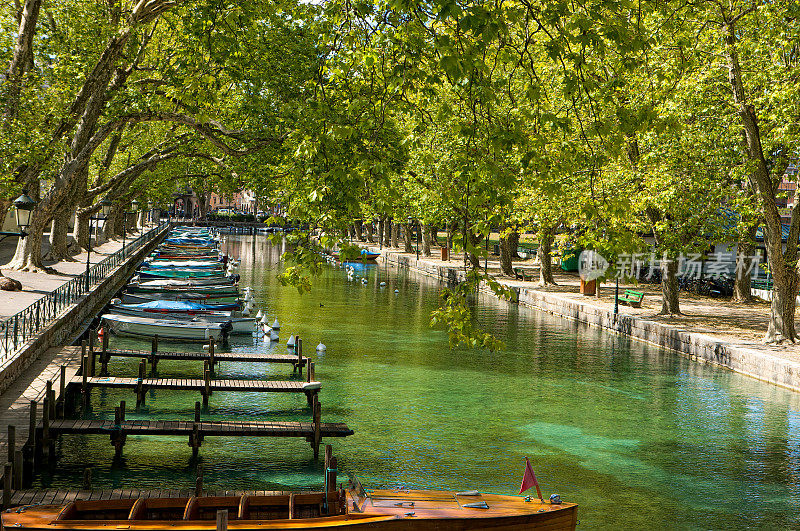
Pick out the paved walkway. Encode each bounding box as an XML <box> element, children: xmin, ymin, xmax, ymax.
<box><xmin>0</xmin><ymin>230</ymin><xmax>152</xmax><ymax>319</ymax></box>
<box><xmin>364</xmin><ymin>241</ymin><xmax>800</xmax><ymax>366</ymax></box>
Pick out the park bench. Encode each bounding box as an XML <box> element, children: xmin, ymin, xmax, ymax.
<box><xmin>618</xmin><ymin>289</ymin><xmax>644</xmax><ymax>308</ymax></box>
<box><xmin>513</xmin><ymin>267</ymin><xmax>530</xmax><ymax>281</ymax></box>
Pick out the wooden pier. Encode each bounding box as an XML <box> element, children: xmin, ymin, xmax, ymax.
<box><xmin>88</xmin><ymin>335</ymin><xmax>309</xmax><ymax>376</ymax></box>
<box><xmin>10</xmin><ymin>488</ymin><xmax>298</xmax><ymax>507</ymax></box>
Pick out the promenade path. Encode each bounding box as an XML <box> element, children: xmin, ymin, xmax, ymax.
<box><xmin>0</xmin><ymin>231</ymin><xmax>146</xmax><ymax>319</ymax></box>
<box><xmin>364</xmin><ymin>241</ymin><xmax>800</xmax><ymax>373</ymax></box>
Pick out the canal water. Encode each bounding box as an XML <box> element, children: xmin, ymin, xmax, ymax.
<box><xmin>38</xmin><ymin>235</ymin><xmax>800</xmax><ymax>529</ymax></box>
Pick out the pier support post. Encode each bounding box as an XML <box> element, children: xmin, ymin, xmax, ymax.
<box><xmin>42</xmin><ymin>395</ymin><xmax>50</xmax><ymax>455</ymax></box>
<box><xmin>296</xmin><ymin>338</ymin><xmax>303</xmax><ymax>376</ymax></box>
<box><xmin>202</xmin><ymin>362</ymin><xmax>211</xmax><ymax>407</ymax></box>
<box><xmin>216</xmin><ymin>509</ymin><xmax>228</xmax><ymax>531</ymax></box>
<box><xmin>3</xmin><ymin>462</ymin><xmax>12</xmax><ymax>508</ymax></box>
<box><xmin>25</xmin><ymin>400</ymin><xmax>36</xmax><ymax>471</ymax></box>
<box><xmin>83</xmin><ymin>468</ymin><xmax>92</xmax><ymax>490</ymax></box>
<box><xmin>111</xmin><ymin>405</ymin><xmax>126</xmax><ymax>458</ymax></box>
<box><xmin>13</xmin><ymin>450</ymin><xmax>23</xmax><ymax>490</ymax></box>
<box><xmin>7</xmin><ymin>426</ymin><xmax>14</xmax><ymax>465</ymax></box>
<box><xmin>100</xmin><ymin>327</ymin><xmax>109</xmax><ymax>376</ymax></box>
<box><xmin>190</xmin><ymin>423</ymin><xmax>203</xmax><ymax>458</ymax></box>
<box><xmin>136</xmin><ymin>360</ymin><xmax>147</xmax><ymax>407</ymax></box>
<box><xmin>312</xmin><ymin>396</ymin><xmax>321</xmax><ymax>460</ymax></box>
<box><xmin>195</xmin><ymin>402</ymin><xmax>201</xmax><ymax>422</ymax></box>
<box><xmin>58</xmin><ymin>365</ymin><xmax>66</xmax><ymax>418</ymax></box>
<box><xmin>46</xmin><ymin>380</ymin><xmax>55</xmax><ymax>420</ymax></box>
<box><xmin>208</xmin><ymin>337</ymin><xmax>216</xmax><ymax>376</ymax></box>
<box><xmin>82</xmin><ymin>355</ymin><xmax>91</xmax><ymax>411</ymax></box>
<box><xmin>150</xmin><ymin>335</ymin><xmax>159</xmax><ymax>372</ymax></box>
<box><xmin>195</xmin><ymin>465</ymin><xmax>203</xmax><ymax>497</ymax></box>
<box><xmin>86</xmin><ymin>338</ymin><xmax>96</xmax><ymax>377</ymax></box>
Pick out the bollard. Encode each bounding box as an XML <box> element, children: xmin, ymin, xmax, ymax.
<box><xmin>216</xmin><ymin>509</ymin><xmax>228</xmax><ymax>531</ymax></box>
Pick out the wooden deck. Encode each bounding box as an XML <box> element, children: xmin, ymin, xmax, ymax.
<box><xmin>100</xmin><ymin>349</ymin><xmax>308</xmax><ymax>366</ymax></box>
<box><xmin>10</xmin><ymin>488</ymin><xmax>294</xmax><ymax>507</ymax></box>
<box><xmin>77</xmin><ymin>377</ymin><xmax>319</xmax><ymax>394</ymax></box>
<box><xmin>42</xmin><ymin>419</ymin><xmax>353</xmax><ymax>438</ymax></box>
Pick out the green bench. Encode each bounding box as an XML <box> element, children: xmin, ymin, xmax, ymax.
<box><xmin>618</xmin><ymin>289</ymin><xmax>644</xmax><ymax>308</ymax></box>
<box><xmin>513</xmin><ymin>267</ymin><xmax>530</xmax><ymax>281</ymax></box>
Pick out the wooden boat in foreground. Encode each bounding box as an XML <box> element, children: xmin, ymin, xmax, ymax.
<box><xmin>1</xmin><ymin>485</ymin><xmax>577</xmax><ymax>530</ymax></box>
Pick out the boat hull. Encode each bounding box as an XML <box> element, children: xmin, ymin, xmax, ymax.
<box><xmin>102</xmin><ymin>315</ymin><xmax>229</xmax><ymax>342</ymax></box>
<box><xmin>1</xmin><ymin>490</ymin><xmax>576</xmax><ymax>530</ymax></box>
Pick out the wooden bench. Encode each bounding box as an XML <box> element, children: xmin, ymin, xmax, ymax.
<box><xmin>513</xmin><ymin>268</ymin><xmax>530</xmax><ymax>281</ymax></box>
<box><xmin>618</xmin><ymin>289</ymin><xmax>644</xmax><ymax>308</ymax></box>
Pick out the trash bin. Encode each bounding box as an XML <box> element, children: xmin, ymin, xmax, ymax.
<box><xmin>493</xmin><ymin>243</ymin><xmax>500</xmax><ymax>256</ymax></box>
<box><xmin>441</xmin><ymin>246</ymin><xmax>449</xmax><ymax>261</ymax></box>
<box><xmin>580</xmin><ymin>278</ymin><xmax>596</xmax><ymax>295</ymax></box>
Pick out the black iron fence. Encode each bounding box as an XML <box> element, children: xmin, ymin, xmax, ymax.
<box><xmin>0</xmin><ymin>223</ymin><xmax>168</xmax><ymax>360</ymax></box>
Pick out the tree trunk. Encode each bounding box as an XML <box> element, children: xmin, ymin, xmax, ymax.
<box><xmin>500</xmin><ymin>235</ymin><xmax>514</xmax><ymax>276</ymax></box>
<box><xmin>467</xmin><ymin>231</ymin><xmax>483</xmax><ymax>270</ymax></box>
<box><xmin>538</xmin><ymin>226</ymin><xmax>557</xmax><ymax>285</ymax></box>
<box><xmin>391</xmin><ymin>221</ymin><xmax>399</xmax><ymax>248</ymax></box>
<box><xmin>44</xmin><ymin>205</ymin><xmax>76</xmax><ymax>261</ymax></box>
<box><xmin>422</xmin><ymin>224</ymin><xmax>432</xmax><ymax>256</ymax></box>
<box><xmin>377</xmin><ymin>217</ymin><xmax>385</xmax><ymax>246</ymax></box>
<box><xmin>733</xmin><ymin>241</ymin><xmax>755</xmax><ymax>302</ymax></box>
<box><xmin>659</xmin><ymin>256</ymin><xmax>681</xmax><ymax>315</ymax></box>
<box><xmin>365</xmin><ymin>221</ymin><xmax>374</xmax><ymax>243</ymax></box>
<box><xmin>75</xmin><ymin>208</ymin><xmax>91</xmax><ymax>250</ymax></box>
<box><xmin>507</xmin><ymin>230</ymin><xmax>520</xmax><ymax>259</ymax></box>
<box><xmin>723</xmin><ymin>17</ymin><xmax>798</xmax><ymax>342</ymax></box>
<box><xmin>354</xmin><ymin>219</ymin><xmax>363</xmax><ymax>241</ymax></box>
<box><xmin>403</xmin><ymin>223</ymin><xmax>413</xmax><ymax>252</ymax></box>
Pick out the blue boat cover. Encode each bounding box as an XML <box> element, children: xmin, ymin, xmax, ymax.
<box><xmin>119</xmin><ymin>300</ymin><xmax>235</xmax><ymax>311</ymax></box>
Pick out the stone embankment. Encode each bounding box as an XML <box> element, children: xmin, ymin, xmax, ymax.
<box><xmin>371</xmin><ymin>246</ymin><xmax>800</xmax><ymax>393</ymax></box>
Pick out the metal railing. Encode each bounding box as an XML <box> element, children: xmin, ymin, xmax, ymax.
<box><xmin>0</xmin><ymin>222</ymin><xmax>169</xmax><ymax>360</ymax></box>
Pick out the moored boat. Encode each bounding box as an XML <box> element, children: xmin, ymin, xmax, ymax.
<box><xmin>102</xmin><ymin>314</ymin><xmax>232</xmax><ymax>342</ymax></box>
<box><xmin>0</xmin><ymin>486</ymin><xmax>577</xmax><ymax>530</ymax></box>
<box><xmin>122</xmin><ymin>292</ymin><xmax>241</xmax><ymax>305</ymax></box>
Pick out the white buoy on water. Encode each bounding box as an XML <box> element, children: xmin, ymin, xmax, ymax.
<box><xmin>394</xmin><ymin>289</ymin><xmax>399</xmax><ymax>293</ymax></box>
<box><xmin>260</xmin><ymin>315</ymin><xmax>269</xmax><ymax>326</ymax></box>
<box><xmin>316</xmin><ymin>342</ymin><xmax>326</xmax><ymax>352</ymax></box>
<box><xmin>272</xmin><ymin>318</ymin><xmax>280</xmax><ymax>329</ymax></box>
<box><xmin>255</xmin><ymin>310</ymin><xmax>263</xmax><ymax>319</ymax></box>
<box><xmin>287</xmin><ymin>335</ymin><xmax>296</xmax><ymax>348</ymax></box>
<box><xmin>380</xmin><ymin>281</ymin><xmax>386</xmax><ymax>287</ymax></box>
<box><xmin>269</xmin><ymin>329</ymin><xmax>279</xmax><ymax>341</ymax></box>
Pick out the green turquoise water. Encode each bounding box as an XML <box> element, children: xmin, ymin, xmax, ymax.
<box><xmin>38</xmin><ymin>235</ymin><xmax>800</xmax><ymax>529</ymax></box>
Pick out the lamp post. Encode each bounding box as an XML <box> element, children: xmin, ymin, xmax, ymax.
<box><xmin>0</xmin><ymin>190</ymin><xmax>36</xmax><ymax>244</ymax></box>
<box><xmin>86</xmin><ymin>197</ymin><xmax>112</xmax><ymax>292</ymax></box>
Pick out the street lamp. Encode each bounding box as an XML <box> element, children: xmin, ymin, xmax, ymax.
<box><xmin>0</xmin><ymin>190</ymin><xmax>36</xmax><ymax>243</ymax></box>
<box><xmin>86</xmin><ymin>197</ymin><xmax>112</xmax><ymax>292</ymax></box>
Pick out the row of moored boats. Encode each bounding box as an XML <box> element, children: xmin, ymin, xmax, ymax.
<box><xmin>100</xmin><ymin>227</ymin><xmax>262</xmax><ymax>342</ymax></box>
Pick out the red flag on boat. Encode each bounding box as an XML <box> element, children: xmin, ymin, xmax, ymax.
<box><xmin>519</xmin><ymin>457</ymin><xmax>544</xmax><ymax>500</ymax></box>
